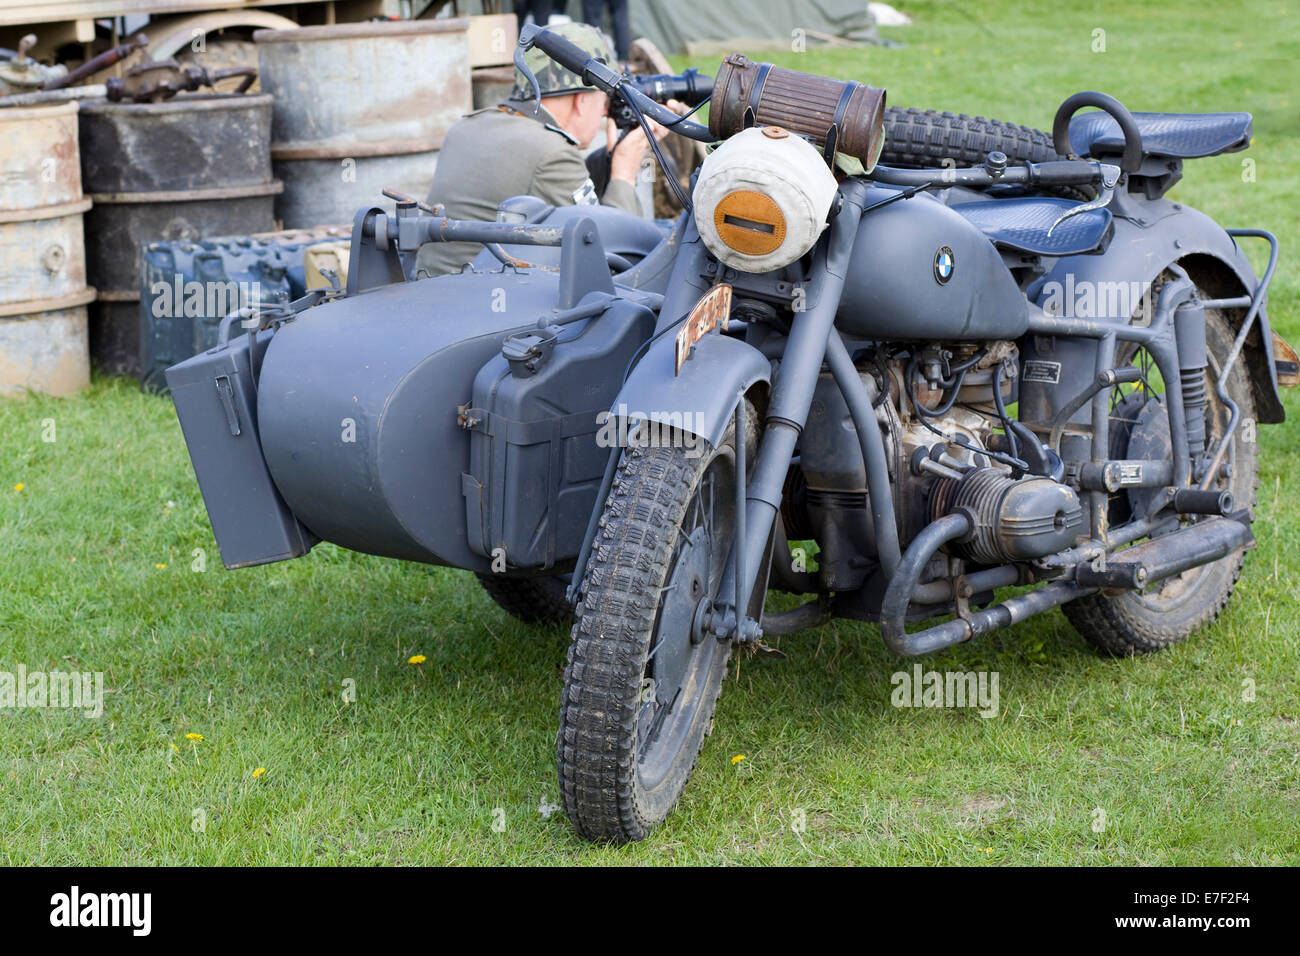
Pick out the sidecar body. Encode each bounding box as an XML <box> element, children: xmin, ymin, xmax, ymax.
<box><xmin>167</xmin><ymin>204</ymin><xmax>661</xmax><ymax>574</ymax></box>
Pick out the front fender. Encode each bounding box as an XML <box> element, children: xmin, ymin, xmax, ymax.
<box><xmin>612</xmin><ymin>330</ymin><xmax>770</xmax><ymax>449</ymax></box>
<box><xmin>1030</xmin><ymin>200</ymin><xmax>1283</xmax><ymax>422</ymax></box>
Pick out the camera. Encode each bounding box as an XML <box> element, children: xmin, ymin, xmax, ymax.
<box><xmin>609</xmin><ymin>67</ymin><xmax>712</xmax><ymax>130</ymax></box>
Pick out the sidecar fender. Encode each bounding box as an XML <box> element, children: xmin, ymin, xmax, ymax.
<box><xmin>611</xmin><ymin>330</ymin><xmax>770</xmax><ymax>449</ymax></box>
<box><xmin>1032</xmin><ymin>202</ymin><xmax>1283</xmax><ymax>422</ymax></box>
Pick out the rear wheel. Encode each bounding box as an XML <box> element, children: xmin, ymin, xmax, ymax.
<box><xmin>1063</xmin><ymin>308</ymin><xmax>1258</xmax><ymax>654</ymax></box>
<box><xmin>558</xmin><ymin>411</ymin><xmax>753</xmax><ymax>842</ymax></box>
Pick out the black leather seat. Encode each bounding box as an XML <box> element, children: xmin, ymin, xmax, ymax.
<box><xmin>951</xmin><ymin>197</ymin><xmax>1112</xmax><ymax>257</ymax></box>
<box><xmin>1069</xmin><ymin>111</ymin><xmax>1252</xmax><ymax>160</ymax></box>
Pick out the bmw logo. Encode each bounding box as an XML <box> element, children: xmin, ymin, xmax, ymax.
<box><xmin>934</xmin><ymin>246</ymin><xmax>955</xmax><ymax>284</ymax></box>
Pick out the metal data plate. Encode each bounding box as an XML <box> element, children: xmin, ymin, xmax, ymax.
<box><xmin>674</xmin><ymin>283</ymin><xmax>732</xmax><ymax>375</ymax></box>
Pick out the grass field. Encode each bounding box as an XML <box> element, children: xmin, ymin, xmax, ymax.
<box><xmin>1</xmin><ymin>0</ymin><xmax>1297</xmax><ymax>864</ymax></box>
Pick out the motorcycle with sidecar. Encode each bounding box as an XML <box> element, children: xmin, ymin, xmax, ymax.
<box><xmin>166</xmin><ymin>25</ymin><xmax>1294</xmax><ymax>842</ymax></box>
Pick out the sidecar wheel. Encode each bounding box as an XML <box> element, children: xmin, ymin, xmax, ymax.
<box><xmin>475</xmin><ymin>574</ymin><xmax>572</xmax><ymax>624</ymax></box>
<box><xmin>558</xmin><ymin>411</ymin><xmax>754</xmax><ymax>842</ymax></box>
<box><xmin>1063</xmin><ymin>310</ymin><xmax>1259</xmax><ymax>655</ymax></box>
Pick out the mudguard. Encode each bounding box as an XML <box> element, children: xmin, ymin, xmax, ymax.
<box><xmin>1029</xmin><ymin>200</ymin><xmax>1283</xmax><ymax>422</ymax></box>
<box><xmin>612</xmin><ymin>329</ymin><xmax>771</xmax><ymax>449</ymax></box>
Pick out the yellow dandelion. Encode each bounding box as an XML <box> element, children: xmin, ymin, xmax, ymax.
<box><xmin>155</xmin><ymin>563</ymin><xmax>167</xmax><ymax>570</ymax></box>
<box><xmin>13</xmin><ymin>483</ymin><xmax>24</xmax><ymax>492</ymax></box>
<box><xmin>408</xmin><ymin>654</ymin><xmax>427</xmax><ymax>665</ymax></box>
<box><xmin>730</xmin><ymin>754</ymin><xmax>746</xmax><ymax>765</ymax></box>
<box><xmin>170</xmin><ymin>742</ymin><xmax>179</xmax><ymax>754</ymax></box>
<box><xmin>185</xmin><ymin>732</ymin><xmax>204</xmax><ymax>741</ymax></box>
<box><xmin>252</xmin><ymin>767</ymin><xmax>266</xmax><ymax>779</ymax></box>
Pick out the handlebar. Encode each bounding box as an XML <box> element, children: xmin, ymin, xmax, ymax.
<box><xmin>515</xmin><ymin>24</ymin><xmax>1126</xmax><ymax>191</ymax></box>
<box><xmin>516</xmin><ymin>24</ymin><xmax>715</xmax><ymax>143</ymax></box>
<box><xmin>869</xmin><ymin>158</ymin><xmax>1121</xmax><ymax>190</ymax></box>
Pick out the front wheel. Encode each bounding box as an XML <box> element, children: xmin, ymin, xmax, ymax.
<box><xmin>558</xmin><ymin>411</ymin><xmax>753</xmax><ymax>842</ymax></box>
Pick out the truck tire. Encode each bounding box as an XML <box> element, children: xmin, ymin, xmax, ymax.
<box><xmin>558</xmin><ymin>409</ymin><xmax>755</xmax><ymax>842</ymax></box>
<box><xmin>475</xmin><ymin>573</ymin><xmax>572</xmax><ymax>624</ymax></box>
<box><xmin>1063</xmin><ymin>309</ymin><xmax>1258</xmax><ymax>655</ymax></box>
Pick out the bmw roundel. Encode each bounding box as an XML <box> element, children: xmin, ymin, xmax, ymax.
<box><xmin>934</xmin><ymin>245</ymin><xmax>955</xmax><ymax>284</ymax></box>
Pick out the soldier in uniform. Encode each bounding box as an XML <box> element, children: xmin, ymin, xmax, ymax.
<box><xmin>414</xmin><ymin>21</ymin><xmax>665</xmax><ymax>278</ymax></box>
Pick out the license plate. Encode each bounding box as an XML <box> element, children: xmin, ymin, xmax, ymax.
<box><xmin>675</xmin><ymin>283</ymin><xmax>732</xmax><ymax>375</ymax></box>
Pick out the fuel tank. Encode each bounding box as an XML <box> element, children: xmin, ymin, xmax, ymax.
<box><xmin>836</xmin><ymin>187</ymin><xmax>1028</xmax><ymax>340</ymax></box>
<box><xmin>256</xmin><ymin>269</ymin><xmax>562</xmax><ymax>571</ymax></box>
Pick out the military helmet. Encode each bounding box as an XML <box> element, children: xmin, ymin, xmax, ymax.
<box><xmin>510</xmin><ymin>21</ymin><xmax>617</xmax><ymax>101</ymax></box>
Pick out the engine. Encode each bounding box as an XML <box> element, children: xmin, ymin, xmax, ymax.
<box><xmin>787</xmin><ymin>343</ymin><xmax>1083</xmax><ymax>591</ymax></box>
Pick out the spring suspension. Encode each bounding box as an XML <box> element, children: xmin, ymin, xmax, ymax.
<box><xmin>1181</xmin><ymin>363</ymin><xmax>1209</xmax><ymax>465</ymax></box>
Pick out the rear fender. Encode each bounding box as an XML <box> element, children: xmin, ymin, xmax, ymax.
<box><xmin>1031</xmin><ymin>201</ymin><xmax>1283</xmax><ymax>422</ymax></box>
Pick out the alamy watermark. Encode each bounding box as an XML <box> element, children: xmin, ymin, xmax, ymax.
<box><xmin>1039</xmin><ymin>276</ymin><xmax>1155</xmax><ymax>324</ymax></box>
<box><xmin>149</xmin><ymin>274</ymin><xmax>266</xmax><ymax>319</ymax></box>
<box><xmin>890</xmin><ymin>664</ymin><xmax>999</xmax><ymax>717</ymax></box>
<box><xmin>595</xmin><ymin>404</ymin><xmax>707</xmax><ymax>459</ymax></box>
<box><xmin>0</xmin><ymin>665</ymin><xmax>104</xmax><ymax>718</ymax></box>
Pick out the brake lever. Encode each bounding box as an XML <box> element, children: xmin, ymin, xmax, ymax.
<box><xmin>1046</xmin><ymin>163</ymin><xmax>1121</xmax><ymax>237</ymax></box>
<box><xmin>513</xmin><ymin>33</ymin><xmax>542</xmax><ymax>115</ymax></box>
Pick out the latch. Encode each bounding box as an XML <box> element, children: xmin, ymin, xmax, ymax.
<box><xmin>214</xmin><ymin>375</ymin><xmax>241</xmax><ymax>437</ymax></box>
<box><xmin>501</xmin><ymin>326</ymin><xmax>560</xmax><ymax>377</ymax></box>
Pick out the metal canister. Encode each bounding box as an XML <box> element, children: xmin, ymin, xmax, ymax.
<box><xmin>0</xmin><ymin>101</ymin><xmax>92</xmax><ymax>398</ymax></box>
<box><xmin>708</xmin><ymin>54</ymin><xmax>887</xmax><ymax>170</ymax></box>
<box><xmin>254</xmin><ymin>19</ymin><xmax>472</xmax><ymax>228</ymax></box>
<box><xmin>78</xmin><ymin>92</ymin><xmax>280</xmax><ymax>377</ymax></box>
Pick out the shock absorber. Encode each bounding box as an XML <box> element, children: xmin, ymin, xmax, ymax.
<box><xmin>1175</xmin><ymin>303</ymin><xmax>1209</xmax><ymax>470</ymax></box>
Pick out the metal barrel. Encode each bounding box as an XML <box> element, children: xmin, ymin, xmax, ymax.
<box><xmin>471</xmin><ymin>65</ymin><xmax>517</xmax><ymax>110</ymax></box>
<box><xmin>254</xmin><ymin>19</ymin><xmax>472</xmax><ymax>228</ymax></box>
<box><xmin>0</xmin><ymin>101</ymin><xmax>92</xmax><ymax>398</ymax></box>
<box><xmin>78</xmin><ymin>92</ymin><xmax>280</xmax><ymax>378</ymax></box>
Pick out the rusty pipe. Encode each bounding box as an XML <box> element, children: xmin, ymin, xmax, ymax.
<box><xmin>42</xmin><ymin>34</ymin><xmax>148</xmax><ymax>90</ymax></box>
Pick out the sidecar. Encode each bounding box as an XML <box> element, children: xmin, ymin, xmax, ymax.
<box><xmin>165</xmin><ymin>202</ymin><xmax>667</xmax><ymax>576</ymax></box>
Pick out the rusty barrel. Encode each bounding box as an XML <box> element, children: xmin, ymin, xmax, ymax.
<box><xmin>0</xmin><ymin>101</ymin><xmax>93</xmax><ymax>398</ymax></box>
<box><xmin>79</xmin><ymin>92</ymin><xmax>280</xmax><ymax>377</ymax></box>
<box><xmin>255</xmin><ymin>20</ymin><xmax>472</xmax><ymax>228</ymax></box>
<box><xmin>472</xmin><ymin>65</ymin><xmax>517</xmax><ymax>110</ymax></box>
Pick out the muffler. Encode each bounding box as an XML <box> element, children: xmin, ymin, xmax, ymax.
<box><xmin>1075</xmin><ymin>513</ymin><xmax>1254</xmax><ymax>590</ymax></box>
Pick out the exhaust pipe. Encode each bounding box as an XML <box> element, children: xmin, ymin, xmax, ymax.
<box><xmin>882</xmin><ymin>512</ymin><xmax>1254</xmax><ymax>657</ymax></box>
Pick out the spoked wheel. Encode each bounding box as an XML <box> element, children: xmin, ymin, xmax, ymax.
<box><xmin>558</xmin><ymin>410</ymin><xmax>754</xmax><ymax>842</ymax></box>
<box><xmin>1064</xmin><ymin>305</ymin><xmax>1259</xmax><ymax>654</ymax></box>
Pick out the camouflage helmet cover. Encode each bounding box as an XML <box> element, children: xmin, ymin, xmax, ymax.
<box><xmin>510</xmin><ymin>21</ymin><xmax>617</xmax><ymax>100</ymax></box>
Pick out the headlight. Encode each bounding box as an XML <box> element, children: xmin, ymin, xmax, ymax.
<box><xmin>693</xmin><ymin>126</ymin><xmax>838</xmax><ymax>273</ymax></box>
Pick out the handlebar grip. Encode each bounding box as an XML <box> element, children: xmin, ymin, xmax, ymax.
<box><xmin>1029</xmin><ymin>161</ymin><xmax>1101</xmax><ymax>185</ymax></box>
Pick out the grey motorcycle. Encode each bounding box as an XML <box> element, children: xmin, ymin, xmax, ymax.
<box><xmin>167</xmin><ymin>25</ymin><xmax>1295</xmax><ymax>842</ymax></box>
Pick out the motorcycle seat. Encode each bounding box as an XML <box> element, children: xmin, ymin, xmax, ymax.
<box><xmin>950</xmin><ymin>197</ymin><xmax>1112</xmax><ymax>257</ymax></box>
<box><xmin>1069</xmin><ymin>111</ymin><xmax>1252</xmax><ymax>160</ymax></box>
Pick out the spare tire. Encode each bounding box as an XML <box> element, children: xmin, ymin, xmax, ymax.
<box><xmin>881</xmin><ymin>107</ymin><xmax>1062</xmax><ymax>166</ymax></box>
<box><xmin>880</xmin><ymin>107</ymin><xmax>1095</xmax><ymax>199</ymax></box>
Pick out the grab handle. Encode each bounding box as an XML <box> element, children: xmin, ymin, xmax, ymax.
<box><xmin>1052</xmin><ymin>91</ymin><xmax>1144</xmax><ymax>173</ymax></box>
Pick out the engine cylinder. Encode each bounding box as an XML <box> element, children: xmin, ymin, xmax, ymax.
<box><xmin>930</xmin><ymin>468</ymin><xmax>1083</xmax><ymax>564</ymax></box>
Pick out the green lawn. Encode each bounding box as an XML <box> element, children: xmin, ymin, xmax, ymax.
<box><xmin>1</xmin><ymin>0</ymin><xmax>1297</xmax><ymax>864</ymax></box>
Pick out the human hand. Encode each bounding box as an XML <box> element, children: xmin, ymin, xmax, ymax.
<box><xmin>607</xmin><ymin>114</ymin><xmax>671</xmax><ymax>184</ymax></box>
